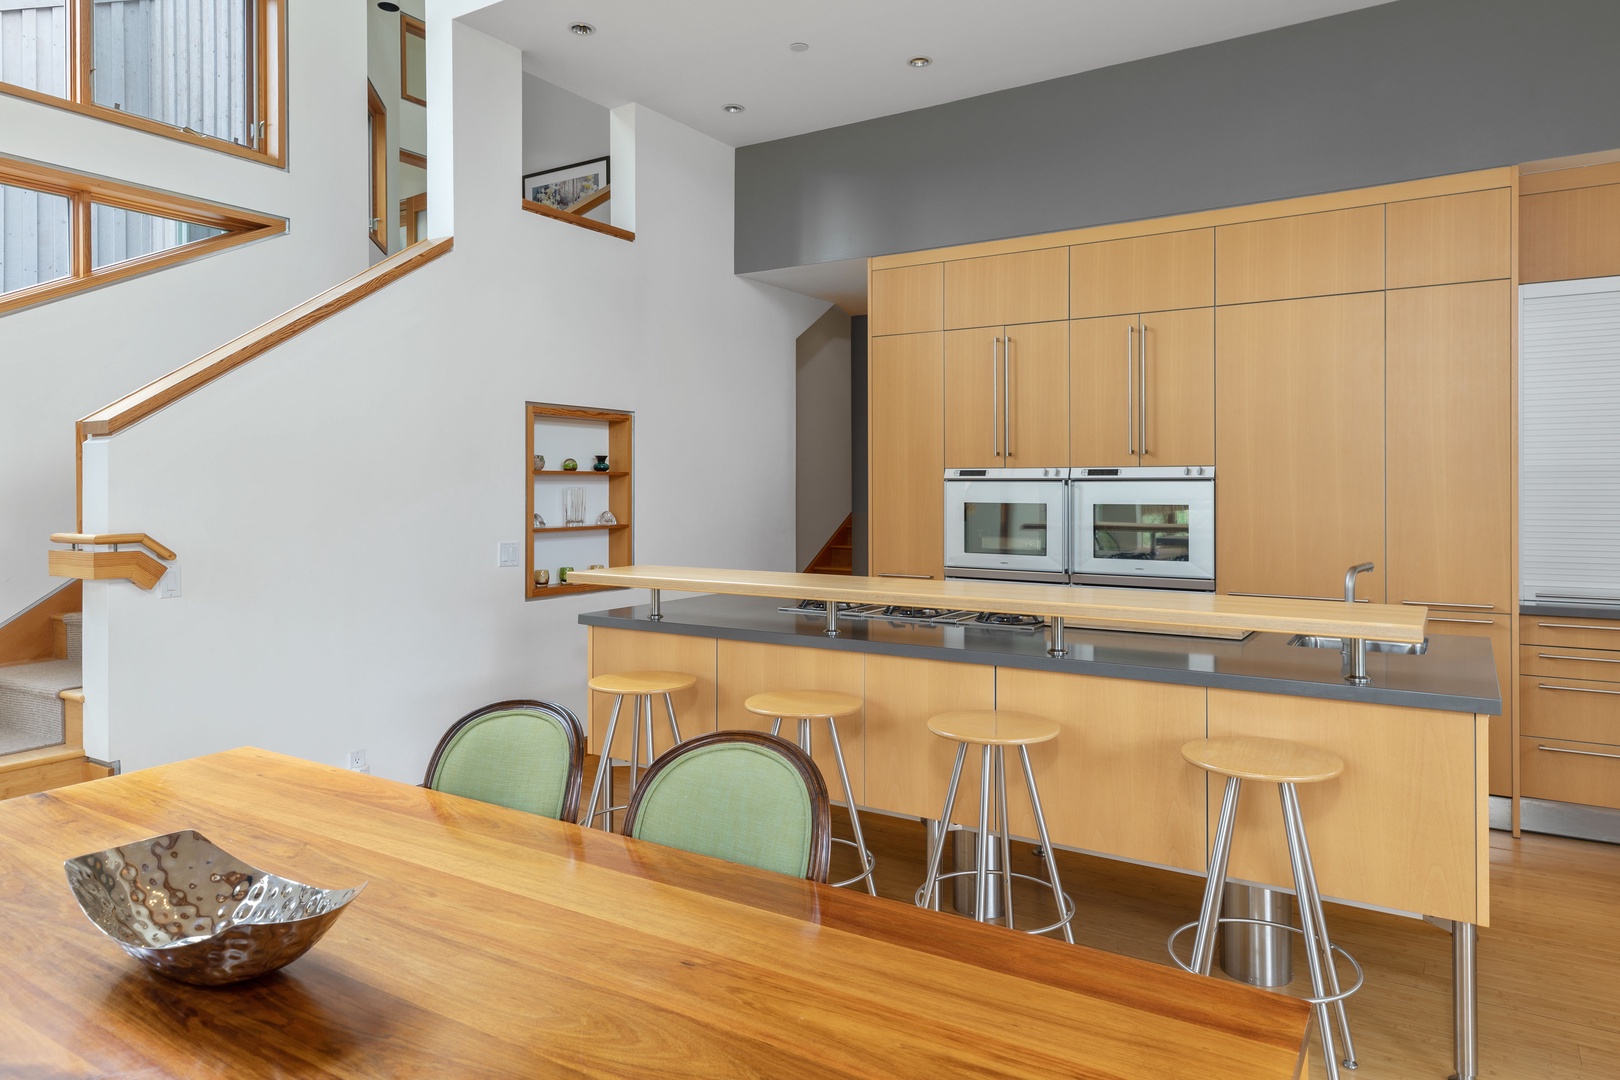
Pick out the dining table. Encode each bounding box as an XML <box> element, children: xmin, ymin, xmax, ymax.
<box><xmin>0</xmin><ymin>747</ymin><xmax>1311</xmax><ymax>1077</ymax></box>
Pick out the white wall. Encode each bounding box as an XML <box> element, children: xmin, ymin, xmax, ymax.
<box><xmin>0</xmin><ymin>3</ymin><xmax>371</xmax><ymax>625</ymax></box>
<box><xmin>80</xmin><ymin>17</ymin><xmax>829</xmax><ymax>779</ymax></box>
<box><xmin>521</xmin><ymin>73</ymin><xmax>610</xmax><ymax>177</ymax></box>
<box><xmin>795</xmin><ymin>306</ymin><xmax>852</xmax><ymax>568</ymax></box>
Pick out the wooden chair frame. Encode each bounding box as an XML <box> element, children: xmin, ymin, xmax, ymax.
<box><xmin>621</xmin><ymin>730</ymin><xmax>833</xmax><ymax>883</ymax></box>
<box><xmin>423</xmin><ymin>699</ymin><xmax>586</xmax><ymax>822</ymax></box>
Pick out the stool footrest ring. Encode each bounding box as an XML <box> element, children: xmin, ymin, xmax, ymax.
<box><xmin>915</xmin><ymin>869</ymin><xmax>1076</xmax><ymax>937</ymax></box>
<box><xmin>1167</xmin><ymin>918</ymin><xmax>1365</xmax><ymax>1006</ymax></box>
<box><xmin>828</xmin><ymin>837</ymin><xmax>876</xmax><ymax>889</ymax></box>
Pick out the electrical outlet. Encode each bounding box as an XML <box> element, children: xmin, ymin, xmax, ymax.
<box><xmin>497</xmin><ymin>541</ymin><xmax>519</xmax><ymax>568</ymax></box>
<box><xmin>158</xmin><ymin>565</ymin><xmax>181</xmax><ymax>598</ymax></box>
<box><xmin>346</xmin><ymin>748</ymin><xmax>369</xmax><ymax>774</ymax></box>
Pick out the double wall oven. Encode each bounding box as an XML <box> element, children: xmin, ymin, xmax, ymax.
<box><xmin>944</xmin><ymin>467</ymin><xmax>1216</xmax><ymax>590</ymax></box>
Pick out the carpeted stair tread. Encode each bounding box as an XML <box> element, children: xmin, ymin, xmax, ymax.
<box><xmin>0</xmin><ymin>659</ymin><xmax>81</xmax><ymax>755</ymax></box>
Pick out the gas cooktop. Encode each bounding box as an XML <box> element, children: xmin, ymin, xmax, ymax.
<box><xmin>778</xmin><ymin>600</ymin><xmax>1046</xmax><ymax>633</ymax></box>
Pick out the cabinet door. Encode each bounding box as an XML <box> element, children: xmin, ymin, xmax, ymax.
<box><xmin>1386</xmin><ymin>281</ymin><xmax>1512</xmax><ymax>613</ymax></box>
<box><xmin>944</xmin><ymin>247</ymin><xmax>1068</xmax><ymax>329</ymax></box>
<box><xmin>1216</xmin><ymin>205</ymin><xmax>1384</xmax><ymax>305</ymax></box>
<box><xmin>1070</xmin><ymin>228</ymin><xmax>1214</xmax><ymax>319</ymax></box>
<box><xmin>1138</xmin><ymin>308</ymin><xmax>1214</xmax><ymax>468</ymax></box>
<box><xmin>870</xmin><ymin>263</ymin><xmax>943</xmax><ymax>336</ymax></box>
<box><xmin>1069</xmin><ymin>314</ymin><xmax>1139</xmax><ymax>468</ymax></box>
<box><xmin>863</xmin><ymin>655</ymin><xmax>995</xmax><ymax>822</ymax></box>
<box><xmin>870</xmin><ymin>332</ymin><xmax>944</xmax><ymax>580</ymax></box>
<box><xmin>1002</xmin><ymin>320</ymin><xmax>1069</xmax><ymax>466</ymax></box>
<box><xmin>1216</xmin><ymin>293</ymin><xmax>1386</xmax><ymax>600</ymax></box>
<box><xmin>944</xmin><ymin>327</ymin><xmax>1001</xmax><ymax>468</ymax></box>
<box><xmin>1431</xmin><ymin>613</ymin><xmax>1512</xmax><ymax>796</ymax></box>
<box><xmin>586</xmin><ymin>628</ymin><xmax>717</xmax><ymax>763</ymax></box>
<box><xmin>1386</xmin><ymin>188</ymin><xmax>1512</xmax><ymax>289</ymax></box>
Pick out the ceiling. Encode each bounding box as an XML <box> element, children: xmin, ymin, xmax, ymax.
<box><xmin>462</xmin><ymin>0</ymin><xmax>1394</xmax><ymax>148</ymax></box>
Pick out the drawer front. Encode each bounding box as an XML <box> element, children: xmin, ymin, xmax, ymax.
<box><xmin>1520</xmin><ymin>736</ymin><xmax>1620</xmax><ymax>811</ymax></box>
<box><xmin>1519</xmin><ymin>674</ymin><xmax>1620</xmax><ymax>745</ymax></box>
<box><xmin>1519</xmin><ymin>644</ymin><xmax>1620</xmax><ymax>683</ymax></box>
<box><xmin>1519</xmin><ymin>614</ymin><xmax>1620</xmax><ymax>651</ymax></box>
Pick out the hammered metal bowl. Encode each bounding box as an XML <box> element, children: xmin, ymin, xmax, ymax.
<box><xmin>63</xmin><ymin>829</ymin><xmax>365</xmax><ymax>986</ymax></box>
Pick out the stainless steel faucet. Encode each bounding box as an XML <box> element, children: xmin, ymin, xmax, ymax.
<box><xmin>1343</xmin><ymin>563</ymin><xmax>1375</xmax><ymax>684</ymax></box>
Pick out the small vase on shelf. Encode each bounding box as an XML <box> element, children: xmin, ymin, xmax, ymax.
<box><xmin>562</xmin><ymin>458</ymin><xmax>578</xmax><ymax>471</ymax></box>
<box><xmin>593</xmin><ymin>455</ymin><xmax>610</xmax><ymax>472</ymax></box>
<box><xmin>532</xmin><ymin>454</ymin><xmax>544</xmax><ymax>471</ymax></box>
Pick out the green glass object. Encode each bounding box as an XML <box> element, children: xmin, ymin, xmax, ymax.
<box><xmin>562</xmin><ymin>458</ymin><xmax>578</xmax><ymax>471</ymax></box>
<box><xmin>593</xmin><ymin>455</ymin><xmax>610</xmax><ymax>472</ymax></box>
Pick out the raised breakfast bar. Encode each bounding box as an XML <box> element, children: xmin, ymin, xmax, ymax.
<box><xmin>568</xmin><ymin>566</ymin><xmax>1502</xmax><ymax>1080</ymax></box>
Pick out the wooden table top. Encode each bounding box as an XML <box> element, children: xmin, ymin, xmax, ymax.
<box><xmin>567</xmin><ymin>564</ymin><xmax>1428</xmax><ymax>642</ymax></box>
<box><xmin>0</xmin><ymin>748</ymin><xmax>1309</xmax><ymax>1078</ymax></box>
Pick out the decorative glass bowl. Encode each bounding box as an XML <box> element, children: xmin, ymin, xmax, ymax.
<box><xmin>64</xmin><ymin>829</ymin><xmax>365</xmax><ymax>986</ymax></box>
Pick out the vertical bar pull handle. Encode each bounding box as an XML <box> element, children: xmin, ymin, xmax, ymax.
<box><xmin>1004</xmin><ymin>335</ymin><xmax>1014</xmax><ymax>459</ymax></box>
<box><xmin>1125</xmin><ymin>323</ymin><xmax>1136</xmax><ymax>456</ymax></box>
<box><xmin>1139</xmin><ymin>321</ymin><xmax>1149</xmax><ymax>458</ymax></box>
<box><xmin>991</xmin><ymin>336</ymin><xmax>1001</xmax><ymax>458</ymax></box>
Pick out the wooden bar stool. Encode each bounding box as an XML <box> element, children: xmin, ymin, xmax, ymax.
<box><xmin>915</xmin><ymin>710</ymin><xmax>1075</xmax><ymax>941</ymax></box>
<box><xmin>1169</xmin><ymin>736</ymin><xmax>1363</xmax><ymax>1080</ymax></box>
<box><xmin>744</xmin><ymin>689</ymin><xmax>876</xmax><ymax>893</ymax></box>
<box><xmin>581</xmin><ymin>671</ymin><xmax>695</xmax><ymax>830</ymax></box>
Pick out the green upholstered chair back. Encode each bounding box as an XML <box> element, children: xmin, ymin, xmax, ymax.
<box><xmin>622</xmin><ymin>731</ymin><xmax>831</xmax><ymax>882</ymax></box>
<box><xmin>424</xmin><ymin>700</ymin><xmax>585</xmax><ymax>821</ymax></box>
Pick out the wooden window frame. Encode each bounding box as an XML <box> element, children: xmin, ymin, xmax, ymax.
<box><xmin>400</xmin><ymin>13</ymin><xmax>427</xmax><ymax>107</ymax></box>
<box><xmin>0</xmin><ymin>0</ymin><xmax>287</xmax><ymax>169</ymax></box>
<box><xmin>367</xmin><ymin>80</ymin><xmax>388</xmax><ymax>254</ymax></box>
<box><xmin>0</xmin><ymin>154</ymin><xmax>286</xmax><ymax>318</ymax></box>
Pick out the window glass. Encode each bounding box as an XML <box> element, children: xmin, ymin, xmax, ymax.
<box><xmin>90</xmin><ymin>203</ymin><xmax>225</xmax><ymax>270</ymax></box>
<box><xmin>91</xmin><ymin>0</ymin><xmax>254</xmax><ymax>145</ymax></box>
<box><xmin>0</xmin><ymin>1</ymin><xmax>68</xmax><ymax>97</ymax></box>
<box><xmin>0</xmin><ymin>182</ymin><xmax>72</xmax><ymax>296</ymax></box>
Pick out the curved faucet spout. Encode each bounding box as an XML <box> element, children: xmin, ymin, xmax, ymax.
<box><xmin>1344</xmin><ymin>562</ymin><xmax>1376</xmax><ymax>604</ymax></box>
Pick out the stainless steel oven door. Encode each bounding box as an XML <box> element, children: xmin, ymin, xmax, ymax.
<box><xmin>1071</xmin><ymin>472</ymin><xmax>1214</xmax><ymax>589</ymax></box>
<box><xmin>943</xmin><ymin>470</ymin><xmax>1069</xmax><ymax>583</ymax></box>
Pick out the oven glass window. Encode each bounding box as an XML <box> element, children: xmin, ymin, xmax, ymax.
<box><xmin>963</xmin><ymin>501</ymin><xmax>1048</xmax><ymax>556</ymax></box>
<box><xmin>1093</xmin><ymin>503</ymin><xmax>1190</xmax><ymax>562</ymax></box>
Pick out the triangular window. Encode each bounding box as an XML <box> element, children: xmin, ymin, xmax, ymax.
<box><xmin>91</xmin><ymin>205</ymin><xmax>227</xmax><ymax>271</ymax></box>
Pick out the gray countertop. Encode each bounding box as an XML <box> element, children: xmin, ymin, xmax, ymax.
<box><xmin>580</xmin><ymin>595</ymin><xmax>1502</xmax><ymax>715</ymax></box>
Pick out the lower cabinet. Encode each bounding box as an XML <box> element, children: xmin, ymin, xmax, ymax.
<box><xmin>1427</xmin><ymin>614</ymin><xmax>1512</xmax><ymax>796</ymax></box>
<box><xmin>1519</xmin><ymin>736</ymin><xmax>1620</xmax><ymax>811</ymax></box>
<box><xmin>1518</xmin><ymin>614</ymin><xmax>1620</xmax><ymax>810</ymax></box>
<box><xmin>585</xmin><ymin>628</ymin><xmax>717</xmax><ymax>760</ymax></box>
<box><xmin>863</xmin><ymin>654</ymin><xmax>996</xmax><ymax>822</ymax></box>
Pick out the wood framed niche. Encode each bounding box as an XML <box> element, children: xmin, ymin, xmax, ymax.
<box><xmin>526</xmin><ymin>403</ymin><xmax>633</xmax><ymax>600</ymax></box>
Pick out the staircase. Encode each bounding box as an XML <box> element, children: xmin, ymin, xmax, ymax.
<box><xmin>803</xmin><ymin>515</ymin><xmax>854</xmax><ymax>575</ymax></box>
<box><xmin>0</xmin><ymin>610</ymin><xmax>105</xmax><ymax>798</ymax></box>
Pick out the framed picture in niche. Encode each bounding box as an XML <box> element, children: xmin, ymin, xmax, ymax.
<box><xmin>522</xmin><ymin>157</ymin><xmax>609</xmax><ymax>212</ymax></box>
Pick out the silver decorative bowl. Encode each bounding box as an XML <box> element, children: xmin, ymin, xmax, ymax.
<box><xmin>63</xmin><ymin>829</ymin><xmax>365</xmax><ymax>986</ymax></box>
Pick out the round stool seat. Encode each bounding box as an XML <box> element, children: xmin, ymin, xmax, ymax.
<box><xmin>588</xmin><ymin>670</ymin><xmax>696</xmax><ymax>696</ymax></box>
<box><xmin>1181</xmin><ymin>736</ymin><xmax>1343</xmax><ymax>785</ymax></box>
<box><xmin>744</xmin><ymin>689</ymin><xmax>862</xmax><ymax>720</ymax></box>
<box><xmin>927</xmin><ymin>710</ymin><xmax>1059</xmax><ymax>746</ymax></box>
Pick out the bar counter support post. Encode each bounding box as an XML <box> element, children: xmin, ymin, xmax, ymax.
<box><xmin>825</xmin><ymin>603</ymin><xmax>839</xmax><ymax>637</ymax></box>
<box><xmin>1451</xmin><ymin>920</ymin><xmax>1478</xmax><ymax>1080</ymax></box>
<box><xmin>1048</xmin><ymin>617</ymin><xmax>1067</xmax><ymax>658</ymax></box>
<box><xmin>648</xmin><ymin>589</ymin><xmax>662</xmax><ymax>621</ymax></box>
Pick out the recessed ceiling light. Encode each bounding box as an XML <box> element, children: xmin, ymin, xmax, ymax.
<box><xmin>722</xmin><ymin>103</ymin><xmax>745</xmax><ymax>114</ymax></box>
<box><xmin>569</xmin><ymin>22</ymin><xmax>595</xmax><ymax>36</ymax></box>
<box><xmin>789</xmin><ymin>42</ymin><xmax>809</xmax><ymax>52</ymax></box>
<box><xmin>908</xmin><ymin>56</ymin><xmax>932</xmax><ymax>68</ymax></box>
<box><xmin>377</xmin><ymin>1</ymin><xmax>399</xmax><ymax>10</ymax></box>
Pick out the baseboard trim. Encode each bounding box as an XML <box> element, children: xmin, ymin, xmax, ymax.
<box><xmin>1490</xmin><ymin>794</ymin><xmax>1620</xmax><ymax>845</ymax></box>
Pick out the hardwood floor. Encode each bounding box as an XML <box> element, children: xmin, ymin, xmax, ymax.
<box><xmin>592</xmin><ymin>756</ymin><xmax>1620</xmax><ymax>1078</ymax></box>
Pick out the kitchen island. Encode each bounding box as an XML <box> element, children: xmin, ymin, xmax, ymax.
<box><xmin>570</xmin><ymin>567</ymin><xmax>1501</xmax><ymax>1080</ymax></box>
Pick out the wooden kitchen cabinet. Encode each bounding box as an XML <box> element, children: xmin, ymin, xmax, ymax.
<box><xmin>1070</xmin><ymin>229</ymin><xmax>1214</xmax><ymax>318</ymax></box>
<box><xmin>1430</xmin><ymin>613</ymin><xmax>1512</xmax><ymax>796</ymax></box>
<box><xmin>1215</xmin><ymin>293</ymin><xmax>1386</xmax><ymax>601</ymax></box>
<box><xmin>945</xmin><ymin>321</ymin><xmax>1068</xmax><ymax>467</ymax></box>
<box><xmin>1386</xmin><ymin>188</ymin><xmax>1513</xmax><ymax>289</ymax></box>
<box><xmin>862</xmin><ymin>655</ymin><xmax>996</xmax><ymax>823</ymax></box>
<box><xmin>586</xmin><ymin>629</ymin><xmax>717</xmax><ymax>762</ymax></box>
<box><xmin>1070</xmin><ymin>308</ymin><xmax>1213</xmax><ymax>469</ymax></box>
<box><xmin>944</xmin><ymin>247</ymin><xmax>1068</xmax><ymax>329</ymax></box>
<box><xmin>1215</xmin><ymin>204</ymin><xmax>1384</xmax><ymax>305</ymax></box>
<box><xmin>1386</xmin><ymin>281</ymin><xmax>1513</xmax><ymax>614</ymax></box>
<box><xmin>1517</xmin><ymin>614</ymin><xmax>1620</xmax><ymax>809</ymax></box>
<box><xmin>870</xmin><ymin>263</ymin><xmax>943</xmax><ymax>336</ymax></box>
<box><xmin>869</xmin><ymin>332</ymin><xmax>944</xmax><ymax>581</ymax></box>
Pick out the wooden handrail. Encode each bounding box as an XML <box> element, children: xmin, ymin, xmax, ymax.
<box><xmin>568</xmin><ymin>185</ymin><xmax>611</xmax><ymax>215</ymax></box>
<box><xmin>48</xmin><ymin>550</ymin><xmax>169</xmax><ymax>591</ymax></box>
<box><xmin>521</xmin><ymin>199</ymin><xmax>634</xmax><ymax>242</ymax></box>
<box><xmin>79</xmin><ymin>237</ymin><xmax>454</xmax><ymax>438</ymax></box>
<box><xmin>50</xmin><ymin>533</ymin><xmax>177</xmax><ymax>561</ymax></box>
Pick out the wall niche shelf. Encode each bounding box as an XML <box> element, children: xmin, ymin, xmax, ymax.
<box><xmin>526</xmin><ymin>402</ymin><xmax>633</xmax><ymax>600</ymax></box>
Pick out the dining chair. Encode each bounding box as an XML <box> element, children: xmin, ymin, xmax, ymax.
<box><xmin>621</xmin><ymin>730</ymin><xmax>832</xmax><ymax>882</ymax></box>
<box><xmin>423</xmin><ymin>699</ymin><xmax>585</xmax><ymax>821</ymax></box>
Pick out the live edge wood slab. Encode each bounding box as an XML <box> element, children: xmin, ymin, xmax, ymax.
<box><xmin>0</xmin><ymin>749</ymin><xmax>1308</xmax><ymax>1078</ymax></box>
<box><xmin>566</xmin><ymin>564</ymin><xmax>1429</xmax><ymax>643</ymax></box>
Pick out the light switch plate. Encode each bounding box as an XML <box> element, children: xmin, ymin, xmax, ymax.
<box><xmin>497</xmin><ymin>541</ymin><xmax>519</xmax><ymax>568</ymax></box>
<box><xmin>158</xmin><ymin>566</ymin><xmax>181</xmax><ymax>598</ymax></box>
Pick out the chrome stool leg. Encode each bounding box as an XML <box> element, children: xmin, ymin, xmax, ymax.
<box><xmin>825</xmin><ymin>715</ymin><xmax>878</xmax><ymax>894</ymax></box>
<box><xmin>1284</xmin><ymin>782</ymin><xmax>1358</xmax><ymax>1070</ymax></box>
<box><xmin>995</xmin><ymin>746</ymin><xmax>1015</xmax><ymax>928</ymax></box>
<box><xmin>917</xmin><ymin>744</ymin><xmax>968</xmax><ymax>910</ymax></box>
<box><xmin>974</xmin><ymin>745</ymin><xmax>994</xmax><ymax>924</ymax></box>
<box><xmin>663</xmin><ymin>692</ymin><xmax>682</xmax><ymax>746</ymax></box>
<box><xmin>1282</xmin><ymin>782</ymin><xmax>1342</xmax><ymax>1080</ymax></box>
<box><xmin>1018</xmin><ymin>745</ymin><xmax>1075</xmax><ymax>944</ymax></box>
<box><xmin>1191</xmin><ymin>775</ymin><xmax>1244</xmax><ymax>976</ymax></box>
<box><xmin>582</xmin><ymin>694</ymin><xmax>626</xmax><ymax>829</ymax></box>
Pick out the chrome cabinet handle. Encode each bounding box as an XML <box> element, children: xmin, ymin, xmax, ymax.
<box><xmin>1539</xmin><ymin>652</ymin><xmax>1620</xmax><ymax>664</ymax></box>
<box><xmin>991</xmin><ymin>336</ymin><xmax>1001</xmax><ymax>458</ymax></box>
<box><xmin>1125</xmin><ymin>324</ymin><xmax>1135</xmax><ymax>456</ymax></box>
<box><xmin>1537</xmin><ymin>744</ymin><xmax>1620</xmax><ymax>761</ymax></box>
<box><xmin>878</xmin><ymin>572</ymin><xmax>934</xmax><ymax>579</ymax></box>
<box><xmin>1429</xmin><ymin>616</ymin><xmax>1495</xmax><ymax>625</ymax></box>
<box><xmin>1004</xmin><ymin>335</ymin><xmax>1014</xmax><ymax>458</ymax></box>
<box><xmin>1537</xmin><ymin>622</ymin><xmax>1620</xmax><ymax>632</ymax></box>
<box><xmin>1139</xmin><ymin>322</ymin><xmax>1148</xmax><ymax>457</ymax></box>
<box><xmin>1402</xmin><ymin>600</ymin><xmax>1494</xmax><ymax>610</ymax></box>
<box><xmin>1537</xmin><ymin>683</ymin><xmax>1620</xmax><ymax>696</ymax></box>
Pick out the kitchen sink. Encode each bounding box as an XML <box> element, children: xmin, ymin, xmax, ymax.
<box><xmin>1287</xmin><ymin>634</ymin><xmax>1429</xmax><ymax>655</ymax></box>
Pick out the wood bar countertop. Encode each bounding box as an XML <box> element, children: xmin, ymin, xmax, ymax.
<box><xmin>0</xmin><ymin>748</ymin><xmax>1310</xmax><ymax>1078</ymax></box>
<box><xmin>567</xmin><ymin>565</ymin><xmax>1429</xmax><ymax>643</ymax></box>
